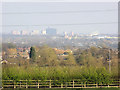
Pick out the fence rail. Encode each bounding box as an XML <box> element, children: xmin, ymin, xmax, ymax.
<box><xmin>2</xmin><ymin>80</ymin><xmax>120</xmax><ymax>88</ymax></box>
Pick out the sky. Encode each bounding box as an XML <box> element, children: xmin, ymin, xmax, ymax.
<box><xmin>2</xmin><ymin>2</ymin><xmax>118</xmax><ymax>34</ymax></box>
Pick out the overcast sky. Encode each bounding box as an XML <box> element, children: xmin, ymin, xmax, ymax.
<box><xmin>2</xmin><ymin>2</ymin><xmax>118</xmax><ymax>34</ymax></box>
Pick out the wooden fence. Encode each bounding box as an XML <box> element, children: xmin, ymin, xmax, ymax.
<box><xmin>2</xmin><ymin>80</ymin><xmax>120</xmax><ymax>88</ymax></box>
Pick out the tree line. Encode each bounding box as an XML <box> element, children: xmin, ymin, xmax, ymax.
<box><xmin>2</xmin><ymin>43</ymin><xmax>119</xmax><ymax>83</ymax></box>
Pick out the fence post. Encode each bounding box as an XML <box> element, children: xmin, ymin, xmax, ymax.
<box><xmin>49</xmin><ymin>80</ymin><xmax>51</xmax><ymax>88</ymax></box>
<box><xmin>96</xmin><ymin>82</ymin><xmax>98</xmax><ymax>88</ymax></box>
<box><xmin>73</xmin><ymin>80</ymin><xmax>74</xmax><ymax>88</ymax></box>
<box><xmin>20</xmin><ymin>81</ymin><xmax>21</xmax><ymax>88</ymax></box>
<box><xmin>38</xmin><ymin>80</ymin><xmax>39</xmax><ymax>88</ymax></box>
<box><xmin>26</xmin><ymin>80</ymin><xmax>28</xmax><ymax>88</ymax></box>
<box><xmin>84</xmin><ymin>82</ymin><xmax>86</xmax><ymax>88</ymax></box>
<box><xmin>65</xmin><ymin>82</ymin><xmax>67</xmax><ymax>88</ymax></box>
<box><xmin>82</xmin><ymin>82</ymin><xmax>83</xmax><ymax>88</ymax></box>
<box><xmin>61</xmin><ymin>83</ymin><xmax>63</xmax><ymax>88</ymax></box>
<box><xmin>86</xmin><ymin>81</ymin><xmax>87</xmax><ymax>88</ymax></box>
<box><xmin>14</xmin><ymin>81</ymin><xmax>16</xmax><ymax>88</ymax></box>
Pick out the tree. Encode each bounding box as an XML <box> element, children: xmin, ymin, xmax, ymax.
<box><xmin>2</xmin><ymin>43</ymin><xmax>16</xmax><ymax>52</ymax></box>
<box><xmin>36</xmin><ymin>46</ymin><xmax>58</xmax><ymax>66</ymax></box>
<box><xmin>76</xmin><ymin>53</ymin><xmax>85</xmax><ymax>65</ymax></box>
<box><xmin>118</xmin><ymin>42</ymin><xmax>120</xmax><ymax>58</ymax></box>
<box><xmin>89</xmin><ymin>46</ymin><xmax>99</xmax><ymax>57</ymax></box>
<box><xmin>65</xmin><ymin>53</ymin><xmax>76</xmax><ymax>66</ymax></box>
<box><xmin>29</xmin><ymin>47</ymin><xmax>36</xmax><ymax>62</ymax></box>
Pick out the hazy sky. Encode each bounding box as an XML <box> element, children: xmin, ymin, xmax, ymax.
<box><xmin>2</xmin><ymin>2</ymin><xmax>118</xmax><ymax>34</ymax></box>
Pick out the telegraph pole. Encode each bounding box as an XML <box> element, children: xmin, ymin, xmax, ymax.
<box><xmin>108</xmin><ymin>49</ymin><xmax>111</xmax><ymax>73</ymax></box>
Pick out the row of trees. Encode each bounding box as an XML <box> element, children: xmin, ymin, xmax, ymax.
<box><xmin>29</xmin><ymin>46</ymin><xmax>77</xmax><ymax>66</ymax></box>
<box><xmin>2</xmin><ymin>44</ymin><xmax>119</xmax><ymax>82</ymax></box>
<box><xmin>2</xmin><ymin>65</ymin><xmax>111</xmax><ymax>84</ymax></box>
<box><xmin>29</xmin><ymin>46</ymin><xmax>118</xmax><ymax>70</ymax></box>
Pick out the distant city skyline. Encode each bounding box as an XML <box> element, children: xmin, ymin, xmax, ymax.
<box><xmin>2</xmin><ymin>2</ymin><xmax>118</xmax><ymax>34</ymax></box>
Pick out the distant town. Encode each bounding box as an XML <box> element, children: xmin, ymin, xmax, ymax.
<box><xmin>10</xmin><ymin>28</ymin><xmax>117</xmax><ymax>40</ymax></box>
<box><xmin>2</xmin><ymin>27</ymin><xmax>118</xmax><ymax>50</ymax></box>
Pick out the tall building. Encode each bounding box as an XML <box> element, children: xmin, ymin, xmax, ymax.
<box><xmin>12</xmin><ymin>30</ymin><xmax>21</xmax><ymax>35</ymax></box>
<box><xmin>21</xmin><ymin>30</ymin><xmax>29</xmax><ymax>35</ymax></box>
<box><xmin>64</xmin><ymin>32</ymin><xmax>67</xmax><ymax>36</ymax></box>
<box><xmin>41</xmin><ymin>30</ymin><xmax>46</xmax><ymax>35</ymax></box>
<box><xmin>71</xmin><ymin>32</ymin><xmax>74</xmax><ymax>36</ymax></box>
<box><xmin>31</xmin><ymin>30</ymin><xmax>39</xmax><ymax>35</ymax></box>
<box><xmin>46</xmin><ymin>28</ymin><xmax>57</xmax><ymax>35</ymax></box>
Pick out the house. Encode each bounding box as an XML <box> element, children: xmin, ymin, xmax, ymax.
<box><xmin>1</xmin><ymin>60</ymin><xmax>8</xmax><ymax>64</ymax></box>
<box><xmin>18</xmin><ymin>52</ymin><xmax>30</xmax><ymax>59</ymax></box>
<box><xmin>53</xmin><ymin>48</ymin><xmax>72</xmax><ymax>56</ymax></box>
